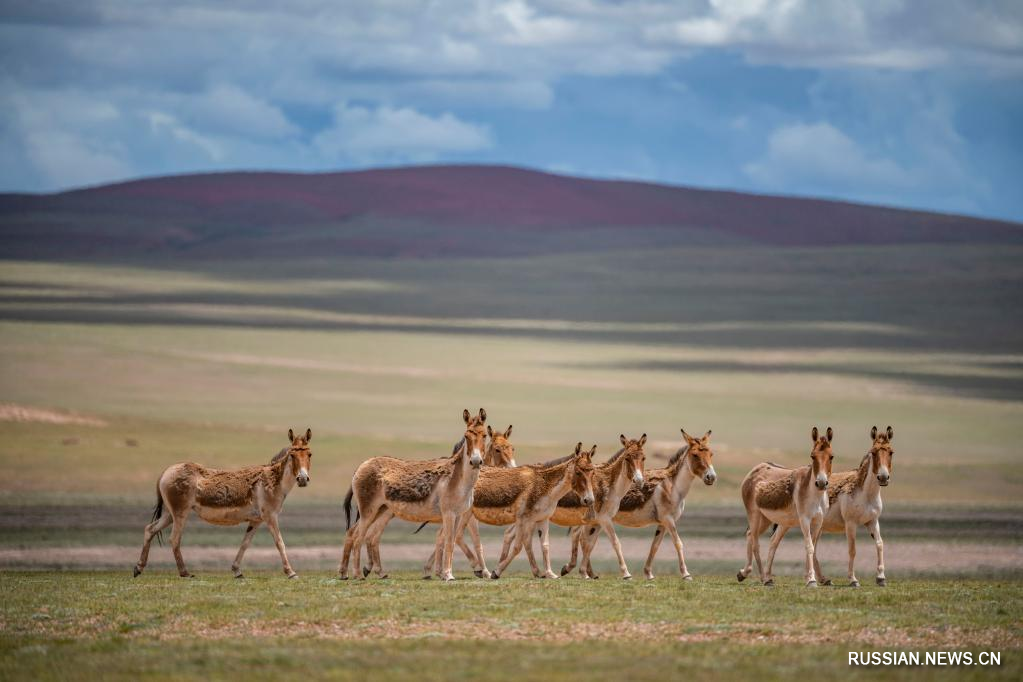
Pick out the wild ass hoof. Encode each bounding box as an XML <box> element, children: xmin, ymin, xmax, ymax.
<box><xmin>850</xmin><ymin>580</ymin><xmax>860</xmax><ymax>588</ymax></box>
<box><xmin>491</xmin><ymin>572</ymin><xmax>501</xmax><ymax>580</ymax></box>
<box><xmin>132</xmin><ymin>566</ymin><xmax>142</xmax><ymax>578</ymax></box>
<box><xmin>560</xmin><ymin>565</ymin><xmax>570</xmax><ymax>576</ymax></box>
<box><xmin>378</xmin><ymin>573</ymin><xmax>388</xmax><ymax>580</ymax></box>
<box><xmin>737</xmin><ymin>571</ymin><xmax>746</xmax><ymax>583</ymax></box>
<box><xmin>763</xmin><ymin>579</ymin><xmax>774</xmax><ymax>587</ymax></box>
<box><xmin>421</xmin><ymin>575</ymin><xmax>432</xmax><ymax>580</ymax></box>
<box><xmin>645</xmin><ymin>573</ymin><xmax>654</xmax><ymax>580</ymax></box>
<box><xmin>179</xmin><ymin>572</ymin><xmax>194</xmax><ymax>578</ymax></box>
<box><xmin>682</xmin><ymin>574</ymin><xmax>693</xmax><ymax>582</ymax></box>
<box><xmin>287</xmin><ymin>572</ymin><xmax>299</xmax><ymax>579</ymax></box>
<box><xmin>544</xmin><ymin>572</ymin><xmax>559</xmax><ymax>580</ymax></box>
<box><xmin>821</xmin><ymin>579</ymin><xmax>833</xmax><ymax>586</ymax></box>
<box><xmin>876</xmin><ymin>577</ymin><xmax>887</xmax><ymax>587</ymax></box>
<box><xmin>474</xmin><ymin>569</ymin><xmax>484</xmax><ymax>578</ymax></box>
<box><xmin>338</xmin><ymin>574</ymin><xmax>349</xmax><ymax>581</ymax></box>
<box><xmin>806</xmin><ymin>580</ymin><xmax>818</xmax><ymax>588</ymax></box>
<box><xmin>234</xmin><ymin>573</ymin><xmax>244</xmax><ymax>580</ymax></box>
<box><xmin>441</xmin><ymin>574</ymin><xmax>455</xmax><ymax>582</ymax></box>
<box><xmin>362</xmin><ymin>567</ymin><xmax>371</xmax><ymax>578</ymax></box>
<box><xmin>621</xmin><ymin>574</ymin><xmax>632</xmax><ymax>581</ymax></box>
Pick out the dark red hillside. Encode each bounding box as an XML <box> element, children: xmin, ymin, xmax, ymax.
<box><xmin>0</xmin><ymin>165</ymin><xmax>1019</xmax><ymax>259</ymax></box>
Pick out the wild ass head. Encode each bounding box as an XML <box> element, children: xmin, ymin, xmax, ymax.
<box><xmin>570</xmin><ymin>442</ymin><xmax>597</xmax><ymax>506</ymax></box>
<box><xmin>809</xmin><ymin>426</ymin><xmax>834</xmax><ymax>490</ymax></box>
<box><xmin>681</xmin><ymin>428</ymin><xmax>717</xmax><ymax>486</ymax></box>
<box><xmin>286</xmin><ymin>428</ymin><xmax>313</xmax><ymax>487</ymax></box>
<box><xmin>618</xmin><ymin>433</ymin><xmax>647</xmax><ymax>484</ymax></box>
<box><xmin>485</xmin><ymin>424</ymin><xmax>516</xmax><ymax>467</ymax></box>
<box><xmin>869</xmin><ymin>425</ymin><xmax>894</xmax><ymax>486</ymax></box>
<box><xmin>461</xmin><ymin>408</ymin><xmax>487</xmax><ymax>468</ymax></box>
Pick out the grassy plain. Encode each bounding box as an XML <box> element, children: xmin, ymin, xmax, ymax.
<box><xmin>1</xmin><ymin>246</ymin><xmax>1021</xmax><ymax>679</ymax></box>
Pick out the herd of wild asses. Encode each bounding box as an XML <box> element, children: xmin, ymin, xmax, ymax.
<box><xmin>134</xmin><ymin>409</ymin><xmax>895</xmax><ymax>587</ymax></box>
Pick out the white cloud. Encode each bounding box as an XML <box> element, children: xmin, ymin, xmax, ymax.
<box><xmin>744</xmin><ymin>122</ymin><xmax>915</xmax><ymax>191</ymax></box>
<box><xmin>313</xmin><ymin>102</ymin><xmax>492</xmax><ymax>163</ymax></box>
<box><xmin>185</xmin><ymin>85</ymin><xmax>299</xmax><ymax>140</ymax></box>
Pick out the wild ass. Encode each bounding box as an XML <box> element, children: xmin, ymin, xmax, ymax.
<box><xmin>339</xmin><ymin>408</ymin><xmax>487</xmax><ymax>581</ymax></box>
<box><xmin>418</xmin><ymin>424</ymin><xmax>518</xmax><ymax>578</ymax></box>
<box><xmin>419</xmin><ymin>442</ymin><xmax>598</xmax><ymax>579</ymax></box>
<box><xmin>564</xmin><ymin>429</ymin><xmax>717</xmax><ymax>580</ymax></box>
<box><xmin>134</xmin><ymin>429</ymin><xmax>313</xmax><ymax>579</ymax></box>
<box><xmin>806</xmin><ymin>425</ymin><xmax>894</xmax><ymax>586</ymax></box>
<box><xmin>737</xmin><ymin>426</ymin><xmax>834</xmax><ymax>586</ymax></box>
<box><xmin>499</xmin><ymin>434</ymin><xmax>646</xmax><ymax>579</ymax></box>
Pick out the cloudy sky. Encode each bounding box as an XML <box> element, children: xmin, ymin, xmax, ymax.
<box><xmin>1</xmin><ymin>0</ymin><xmax>1021</xmax><ymax>221</ymax></box>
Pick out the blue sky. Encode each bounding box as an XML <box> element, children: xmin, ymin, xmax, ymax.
<box><xmin>1</xmin><ymin>1</ymin><xmax>1021</xmax><ymax>221</ymax></box>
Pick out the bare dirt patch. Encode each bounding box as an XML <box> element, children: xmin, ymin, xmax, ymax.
<box><xmin>0</xmin><ymin>403</ymin><xmax>107</xmax><ymax>427</ymax></box>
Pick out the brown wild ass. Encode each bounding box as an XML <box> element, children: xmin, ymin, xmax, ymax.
<box><xmin>134</xmin><ymin>429</ymin><xmax>313</xmax><ymax>579</ymax></box>
<box><xmin>418</xmin><ymin>424</ymin><xmax>518</xmax><ymax>578</ymax></box>
<box><xmin>501</xmin><ymin>434</ymin><xmax>647</xmax><ymax>579</ymax></box>
<box><xmin>419</xmin><ymin>442</ymin><xmax>598</xmax><ymax>579</ymax></box>
<box><xmin>804</xmin><ymin>425</ymin><xmax>894</xmax><ymax>586</ymax></box>
<box><xmin>339</xmin><ymin>408</ymin><xmax>487</xmax><ymax>581</ymax></box>
<box><xmin>564</xmin><ymin>429</ymin><xmax>717</xmax><ymax>580</ymax></box>
<box><xmin>737</xmin><ymin>426</ymin><xmax>834</xmax><ymax>586</ymax></box>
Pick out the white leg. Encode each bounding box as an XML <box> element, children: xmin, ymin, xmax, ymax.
<box><xmin>599</xmin><ymin>518</ymin><xmax>631</xmax><ymax>579</ymax></box>
<box><xmin>798</xmin><ymin>516</ymin><xmax>817</xmax><ymax>586</ymax></box>
<box><xmin>869</xmin><ymin>518</ymin><xmax>886</xmax><ymax>586</ymax></box>
<box><xmin>764</xmin><ymin>524</ymin><xmax>788</xmax><ymax>585</ymax></box>
<box><xmin>231</xmin><ymin>522</ymin><xmax>261</xmax><ymax>577</ymax></box>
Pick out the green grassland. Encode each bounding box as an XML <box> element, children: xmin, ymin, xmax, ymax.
<box><xmin>1</xmin><ymin>246</ymin><xmax>1021</xmax><ymax>679</ymax></box>
<box><xmin>1</xmin><ymin>572</ymin><xmax>1021</xmax><ymax>681</ymax></box>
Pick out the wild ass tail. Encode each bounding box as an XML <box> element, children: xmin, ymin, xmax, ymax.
<box><xmin>412</xmin><ymin>522</ymin><xmax>430</xmax><ymax>534</ymax></box>
<box><xmin>343</xmin><ymin>487</ymin><xmax>356</xmax><ymax>530</ymax></box>
<box><xmin>150</xmin><ymin>487</ymin><xmax>165</xmax><ymax>547</ymax></box>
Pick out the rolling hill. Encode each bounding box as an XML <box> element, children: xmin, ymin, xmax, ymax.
<box><xmin>1</xmin><ymin>165</ymin><xmax>1020</xmax><ymax>260</ymax></box>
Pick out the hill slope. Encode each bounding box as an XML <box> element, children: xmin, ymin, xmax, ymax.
<box><xmin>1</xmin><ymin>165</ymin><xmax>1019</xmax><ymax>259</ymax></box>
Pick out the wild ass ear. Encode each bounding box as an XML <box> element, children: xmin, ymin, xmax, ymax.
<box><xmin>811</xmin><ymin>426</ymin><xmax>819</xmax><ymax>443</ymax></box>
<box><xmin>305</xmin><ymin>428</ymin><xmax>312</xmax><ymax>442</ymax></box>
<box><xmin>478</xmin><ymin>408</ymin><xmax>487</xmax><ymax>423</ymax></box>
<box><xmin>639</xmin><ymin>433</ymin><xmax>647</xmax><ymax>447</ymax></box>
<box><xmin>589</xmin><ymin>445</ymin><xmax>598</xmax><ymax>458</ymax></box>
<box><xmin>463</xmin><ymin>408</ymin><xmax>471</xmax><ymax>424</ymax></box>
<box><xmin>826</xmin><ymin>426</ymin><xmax>834</xmax><ymax>442</ymax></box>
<box><xmin>487</xmin><ymin>425</ymin><xmax>494</xmax><ymax>438</ymax></box>
<box><xmin>505</xmin><ymin>425</ymin><xmax>513</xmax><ymax>438</ymax></box>
<box><xmin>871</xmin><ymin>425</ymin><xmax>878</xmax><ymax>441</ymax></box>
<box><xmin>574</xmin><ymin>442</ymin><xmax>583</xmax><ymax>455</ymax></box>
<box><xmin>886</xmin><ymin>425</ymin><xmax>894</xmax><ymax>441</ymax></box>
<box><xmin>680</xmin><ymin>428</ymin><xmax>694</xmax><ymax>444</ymax></box>
<box><xmin>288</xmin><ymin>428</ymin><xmax>295</xmax><ymax>442</ymax></box>
<box><xmin>702</xmin><ymin>430</ymin><xmax>712</xmax><ymax>442</ymax></box>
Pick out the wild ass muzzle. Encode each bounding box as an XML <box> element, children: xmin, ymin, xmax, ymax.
<box><xmin>807</xmin><ymin>425</ymin><xmax>894</xmax><ymax>587</ymax></box>
<box><xmin>500</xmin><ymin>433</ymin><xmax>646</xmax><ymax>579</ymax></box>
<box><xmin>565</xmin><ymin>428</ymin><xmax>717</xmax><ymax>580</ymax></box>
<box><xmin>339</xmin><ymin>408</ymin><xmax>487</xmax><ymax>581</ymax></box>
<box><xmin>737</xmin><ymin>426</ymin><xmax>834</xmax><ymax>587</ymax></box>
<box><xmin>133</xmin><ymin>429</ymin><xmax>313</xmax><ymax>579</ymax></box>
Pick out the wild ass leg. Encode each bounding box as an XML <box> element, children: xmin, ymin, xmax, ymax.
<box><xmin>440</xmin><ymin>511</ymin><xmax>458</xmax><ymax>581</ymax></box>
<box><xmin>425</xmin><ymin>517</ymin><xmax>479</xmax><ymax>578</ymax></box>
<box><xmin>869</xmin><ymin>518</ymin><xmax>886</xmax><ymax>586</ymax></box>
<box><xmin>798</xmin><ymin>516</ymin><xmax>818</xmax><ymax>586</ymax></box>
<box><xmin>538</xmin><ymin>520</ymin><xmax>558</xmax><ymax>579</ymax></box>
<box><xmin>598</xmin><ymin>518</ymin><xmax>632</xmax><ymax>580</ymax></box>
<box><xmin>499</xmin><ymin>525</ymin><xmax>516</xmax><ymax>565</ymax></box>
<box><xmin>266</xmin><ymin>514</ymin><xmax>297</xmax><ymax>578</ymax></box>
<box><xmin>492</xmin><ymin>524</ymin><xmax>528</xmax><ymax>579</ymax></box>
<box><xmin>361</xmin><ymin>509</ymin><xmax>394</xmax><ymax>578</ymax></box>
<box><xmin>663</xmin><ymin>517</ymin><xmax>692</xmax><ymax>581</ymax></box>
<box><xmin>738</xmin><ymin>512</ymin><xmax>767</xmax><ymax>582</ymax></box>
<box><xmin>643</xmin><ymin>526</ymin><xmax>666</xmax><ymax>580</ymax></box>
<box><xmin>560</xmin><ymin>526</ymin><xmax>582</xmax><ymax>576</ymax></box>
<box><xmin>763</xmin><ymin>524</ymin><xmax>789</xmax><ymax>585</ymax></box>
<box><xmin>134</xmin><ymin>509</ymin><xmax>172</xmax><ymax>577</ymax></box>
<box><xmin>579</xmin><ymin>526</ymin><xmax>601</xmax><ymax>578</ymax></box>
<box><xmin>844</xmin><ymin>520</ymin><xmax>859</xmax><ymax>586</ymax></box>
<box><xmin>169</xmin><ymin>511</ymin><xmax>192</xmax><ymax>578</ymax></box>
<box><xmin>810</xmin><ymin>517</ymin><xmax>830</xmax><ymax>585</ymax></box>
<box><xmin>465</xmin><ymin>517</ymin><xmax>491</xmax><ymax>578</ymax></box>
<box><xmin>231</xmin><ymin>522</ymin><xmax>261</xmax><ymax>578</ymax></box>
<box><xmin>521</xmin><ymin>522</ymin><xmax>543</xmax><ymax>578</ymax></box>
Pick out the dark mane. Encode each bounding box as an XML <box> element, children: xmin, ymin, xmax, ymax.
<box><xmin>451</xmin><ymin>437</ymin><xmax>466</xmax><ymax>455</ymax></box>
<box><xmin>603</xmin><ymin>446</ymin><xmax>627</xmax><ymax>464</ymax></box>
<box><xmin>535</xmin><ymin>452</ymin><xmax>574</xmax><ymax>467</ymax></box>
<box><xmin>270</xmin><ymin>447</ymin><xmax>290</xmax><ymax>464</ymax></box>
<box><xmin>666</xmin><ymin>445</ymin><xmax>689</xmax><ymax>466</ymax></box>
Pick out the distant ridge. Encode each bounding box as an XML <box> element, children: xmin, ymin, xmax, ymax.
<box><xmin>1</xmin><ymin>165</ymin><xmax>1019</xmax><ymax>259</ymax></box>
